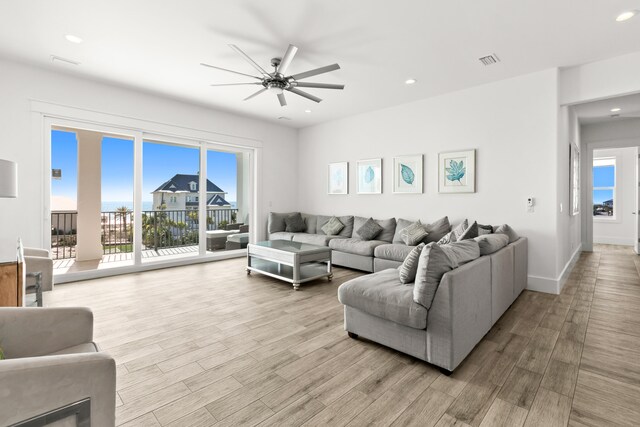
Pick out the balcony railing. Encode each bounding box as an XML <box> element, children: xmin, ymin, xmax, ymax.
<box><xmin>51</xmin><ymin>208</ymin><xmax>239</xmax><ymax>260</ymax></box>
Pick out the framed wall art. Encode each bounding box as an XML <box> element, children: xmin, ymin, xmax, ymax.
<box><xmin>438</xmin><ymin>149</ymin><xmax>476</xmax><ymax>193</ymax></box>
<box><xmin>328</xmin><ymin>161</ymin><xmax>348</xmax><ymax>195</ymax></box>
<box><xmin>393</xmin><ymin>155</ymin><xmax>423</xmax><ymax>194</ymax></box>
<box><xmin>357</xmin><ymin>158</ymin><xmax>382</xmax><ymax>194</ymax></box>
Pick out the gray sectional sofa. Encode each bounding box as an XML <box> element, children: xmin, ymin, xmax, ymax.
<box><xmin>267</xmin><ymin>213</ymin><xmax>449</xmax><ymax>272</ymax></box>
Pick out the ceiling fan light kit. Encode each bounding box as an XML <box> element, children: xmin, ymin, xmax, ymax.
<box><xmin>203</xmin><ymin>44</ymin><xmax>344</xmax><ymax>107</ymax></box>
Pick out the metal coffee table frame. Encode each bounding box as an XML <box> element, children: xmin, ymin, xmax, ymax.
<box><xmin>247</xmin><ymin>240</ymin><xmax>332</xmax><ymax>290</ymax></box>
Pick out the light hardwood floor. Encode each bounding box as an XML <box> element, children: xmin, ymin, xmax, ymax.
<box><xmin>47</xmin><ymin>244</ymin><xmax>640</xmax><ymax>426</ymax></box>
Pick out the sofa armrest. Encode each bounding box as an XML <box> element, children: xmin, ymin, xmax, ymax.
<box><xmin>0</xmin><ymin>308</ymin><xmax>94</xmax><ymax>358</ymax></box>
<box><xmin>24</xmin><ymin>248</ymin><xmax>50</xmax><ymax>258</ymax></box>
<box><xmin>0</xmin><ymin>352</ymin><xmax>116</xmax><ymax>426</ymax></box>
<box><xmin>426</xmin><ymin>256</ymin><xmax>492</xmax><ymax>371</ymax></box>
<box><xmin>24</xmin><ymin>256</ymin><xmax>54</xmax><ymax>292</ymax></box>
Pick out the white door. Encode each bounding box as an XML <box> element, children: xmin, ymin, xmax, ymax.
<box><xmin>636</xmin><ymin>147</ymin><xmax>640</xmax><ymax>255</ymax></box>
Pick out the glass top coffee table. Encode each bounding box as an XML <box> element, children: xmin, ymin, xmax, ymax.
<box><xmin>247</xmin><ymin>240</ymin><xmax>333</xmax><ymax>290</ymax></box>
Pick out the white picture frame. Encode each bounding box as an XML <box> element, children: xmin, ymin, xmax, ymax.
<box><xmin>357</xmin><ymin>158</ymin><xmax>382</xmax><ymax>194</ymax></box>
<box><xmin>393</xmin><ymin>155</ymin><xmax>423</xmax><ymax>194</ymax></box>
<box><xmin>328</xmin><ymin>161</ymin><xmax>349</xmax><ymax>195</ymax></box>
<box><xmin>438</xmin><ymin>149</ymin><xmax>476</xmax><ymax>193</ymax></box>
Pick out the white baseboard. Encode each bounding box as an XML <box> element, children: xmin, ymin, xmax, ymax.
<box><xmin>593</xmin><ymin>236</ymin><xmax>634</xmax><ymax>246</ymax></box>
<box><xmin>526</xmin><ymin>244</ymin><xmax>582</xmax><ymax>295</ymax></box>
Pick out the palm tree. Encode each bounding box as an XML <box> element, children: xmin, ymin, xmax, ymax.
<box><xmin>116</xmin><ymin>206</ymin><xmax>131</xmax><ymax>245</ymax></box>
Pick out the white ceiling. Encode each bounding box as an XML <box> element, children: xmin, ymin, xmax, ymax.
<box><xmin>574</xmin><ymin>92</ymin><xmax>640</xmax><ymax>124</ymax></box>
<box><xmin>1</xmin><ymin>0</ymin><xmax>640</xmax><ymax>128</ymax></box>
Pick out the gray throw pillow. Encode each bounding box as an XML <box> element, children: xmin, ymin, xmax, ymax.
<box><xmin>398</xmin><ymin>243</ymin><xmax>425</xmax><ymax>284</ymax></box>
<box><xmin>452</xmin><ymin>219</ymin><xmax>469</xmax><ymax>240</ymax></box>
<box><xmin>458</xmin><ymin>221</ymin><xmax>479</xmax><ymax>240</ymax></box>
<box><xmin>494</xmin><ymin>224</ymin><xmax>519</xmax><ymax>243</ymax></box>
<box><xmin>424</xmin><ymin>216</ymin><xmax>451</xmax><ymax>243</ymax></box>
<box><xmin>439</xmin><ymin>240</ymin><xmax>480</xmax><ymax>268</ymax></box>
<box><xmin>437</xmin><ymin>230</ymin><xmax>457</xmax><ymax>245</ymax></box>
<box><xmin>478</xmin><ymin>224</ymin><xmax>493</xmax><ymax>235</ymax></box>
<box><xmin>400</xmin><ymin>221</ymin><xmax>428</xmax><ymax>246</ymax></box>
<box><xmin>284</xmin><ymin>213</ymin><xmax>306</xmax><ymax>232</ymax></box>
<box><xmin>321</xmin><ymin>216</ymin><xmax>344</xmax><ymax>236</ymax></box>
<box><xmin>413</xmin><ymin>243</ymin><xmax>456</xmax><ymax>309</ymax></box>
<box><xmin>474</xmin><ymin>234</ymin><xmax>509</xmax><ymax>255</ymax></box>
<box><xmin>356</xmin><ymin>217</ymin><xmax>383</xmax><ymax>240</ymax></box>
<box><xmin>268</xmin><ymin>212</ymin><xmax>289</xmax><ymax>234</ymax></box>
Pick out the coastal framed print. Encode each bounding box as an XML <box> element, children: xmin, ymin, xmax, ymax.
<box><xmin>328</xmin><ymin>161</ymin><xmax>348</xmax><ymax>195</ymax></box>
<box><xmin>357</xmin><ymin>158</ymin><xmax>382</xmax><ymax>194</ymax></box>
<box><xmin>393</xmin><ymin>155</ymin><xmax>423</xmax><ymax>194</ymax></box>
<box><xmin>438</xmin><ymin>149</ymin><xmax>476</xmax><ymax>193</ymax></box>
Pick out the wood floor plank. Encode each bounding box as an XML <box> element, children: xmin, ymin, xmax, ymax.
<box><xmin>497</xmin><ymin>367</ymin><xmax>542</xmax><ymax>410</ymax></box>
<box><xmin>390</xmin><ymin>388</ymin><xmax>454</xmax><ymax>427</ymax></box>
<box><xmin>523</xmin><ymin>388</ymin><xmax>571</xmax><ymax>427</ymax></box>
<box><xmin>478</xmin><ymin>398</ymin><xmax>528</xmax><ymax>427</ymax></box>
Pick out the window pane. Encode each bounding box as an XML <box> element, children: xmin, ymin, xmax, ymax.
<box><xmin>593</xmin><ymin>189</ymin><xmax>614</xmax><ymax>217</ymax></box>
<box><xmin>593</xmin><ymin>165</ymin><xmax>614</xmax><ymax>187</ymax></box>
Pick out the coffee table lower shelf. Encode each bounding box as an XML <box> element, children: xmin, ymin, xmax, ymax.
<box><xmin>247</xmin><ymin>258</ymin><xmax>332</xmax><ymax>290</ymax></box>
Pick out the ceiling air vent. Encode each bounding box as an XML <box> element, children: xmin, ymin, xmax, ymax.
<box><xmin>479</xmin><ymin>54</ymin><xmax>500</xmax><ymax>66</ymax></box>
<box><xmin>50</xmin><ymin>55</ymin><xmax>80</xmax><ymax>66</ymax></box>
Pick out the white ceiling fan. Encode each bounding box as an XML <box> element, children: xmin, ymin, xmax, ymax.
<box><xmin>201</xmin><ymin>44</ymin><xmax>344</xmax><ymax>106</ymax></box>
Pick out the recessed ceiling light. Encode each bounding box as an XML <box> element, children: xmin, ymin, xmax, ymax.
<box><xmin>304</xmin><ymin>109</ymin><xmax>312</xmax><ymax>113</ymax></box>
<box><xmin>616</xmin><ymin>10</ymin><xmax>637</xmax><ymax>22</ymax></box>
<box><xmin>610</xmin><ymin>107</ymin><xmax>621</xmax><ymax>112</ymax></box>
<box><xmin>65</xmin><ymin>34</ymin><xmax>83</xmax><ymax>44</ymax></box>
<box><xmin>405</xmin><ymin>79</ymin><xmax>417</xmax><ymax>85</ymax></box>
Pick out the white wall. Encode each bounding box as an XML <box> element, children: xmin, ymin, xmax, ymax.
<box><xmin>0</xmin><ymin>59</ymin><xmax>298</xmax><ymax>250</ymax></box>
<box><xmin>592</xmin><ymin>147</ymin><xmax>637</xmax><ymax>246</ymax></box>
<box><xmin>298</xmin><ymin>69</ymin><xmax>561</xmax><ymax>290</ymax></box>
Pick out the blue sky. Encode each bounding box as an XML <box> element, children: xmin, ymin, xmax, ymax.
<box><xmin>593</xmin><ymin>165</ymin><xmax>614</xmax><ymax>204</ymax></box>
<box><xmin>51</xmin><ymin>130</ymin><xmax>238</xmax><ymax>205</ymax></box>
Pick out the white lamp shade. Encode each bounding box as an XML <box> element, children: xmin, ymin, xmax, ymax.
<box><xmin>0</xmin><ymin>159</ymin><xmax>17</xmax><ymax>198</ymax></box>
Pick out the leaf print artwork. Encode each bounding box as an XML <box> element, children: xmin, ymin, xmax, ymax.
<box><xmin>445</xmin><ymin>160</ymin><xmax>465</xmax><ymax>184</ymax></box>
<box><xmin>364</xmin><ymin>166</ymin><xmax>375</xmax><ymax>183</ymax></box>
<box><xmin>400</xmin><ymin>164</ymin><xmax>415</xmax><ymax>185</ymax></box>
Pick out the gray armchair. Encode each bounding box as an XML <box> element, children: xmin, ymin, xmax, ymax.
<box><xmin>0</xmin><ymin>307</ymin><xmax>116</xmax><ymax>426</ymax></box>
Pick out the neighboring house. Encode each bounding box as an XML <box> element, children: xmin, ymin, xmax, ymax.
<box><xmin>603</xmin><ymin>199</ymin><xmax>613</xmax><ymax>208</ymax></box>
<box><xmin>152</xmin><ymin>174</ymin><xmax>231</xmax><ymax>211</ymax></box>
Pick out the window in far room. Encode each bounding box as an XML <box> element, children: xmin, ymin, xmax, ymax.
<box><xmin>593</xmin><ymin>157</ymin><xmax>616</xmax><ymax>219</ymax></box>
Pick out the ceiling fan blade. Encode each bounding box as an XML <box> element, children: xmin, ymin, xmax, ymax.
<box><xmin>277</xmin><ymin>44</ymin><xmax>298</xmax><ymax>76</ymax></box>
<box><xmin>277</xmin><ymin>92</ymin><xmax>287</xmax><ymax>107</ymax></box>
<box><xmin>210</xmin><ymin>82</ymin><xmax>263</xmax><ymax>87</ymax></box>
<box><xmin>229</xmin><ymin>44</ymin><xmax>270</xmax><ymax>76</ymax></box>
<box><xmin>243</xmin><ymin>88</ymin><xmax>268</xmax><ymax>101</ymax></box>
<box><xmin>200</xmin><ymin>63</ymin><xmax>262</xmax><ymax>80</ymax></box>
<box><xmin>287</xmin><ymin>87</ymin><xmax>322</xmax><ymax>103</ymax></box>
<box><xmin>289</xmin><ymin>63</ymin><xmax>340</xmax><ymax>81</ymax></box>
<box><xmin>294</xmin><ymin>82</ymin><xmax>344</xmax><ymax>90</ymax></box>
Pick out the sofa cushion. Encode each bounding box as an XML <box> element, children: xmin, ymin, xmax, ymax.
<box><xmin>478</xmin><ymin>224</ymin><xmax>493</xmax><ymax>235</ymax></box>
<box><xmin>452</xmin><ymin>219</ymin><xmax>469</xmax><ymax>240</ymax></box>
<box><xmin>269</xmin><ymin>232</ymin><xmax>294</xmax><ymax>241</ymax></box>
<box><xmin>293</xmin><ymin>233</ymin><xmax>344</xmax><ymax>246</ymax></box>
<box><xmin>329</xmin><ymin>238</ymin><xmax>387</xmax><ymax>256</ymax></box>
<box><xmin>398</xmin><ymin>243</ymin><xmax>425</xmax><ymax>284</ymax></box>
<box><xmin>393</xmin><ymin>218</ymin><xmax>415</xmax><ymax>244</ymax></box>
<box><xmin>424</xmin><ymin>216</ymin><xmax>451</xmax><ymax>243</ymax></box>
<box><xmin>374</xmin><ymin>243</ymin><xmax>416</xmax><ymax>262</ymax></box>
<box><xmin>301</xmin><ymin>213</ymin><xmax>317</xmax><ymax>234</ymax></box>
<box><xmin>437</xmin><ymin>230</ymin><xmax>457</xmax><ymax>245</ymax></box>
<box><xmin>439</xmin><ymin>240</ymin><xmax>480</xmax><ymax>268</ymax></box>
<box><xmin>414</xmin><ymin>243</ymin><xmax>456</xmax><ymax>309</ymax></box>
<box><xmin>474</xmin><ymin>234</ymin><xmax>509</xmax><ymax>255</ymax></box>
<box><xmin>268</xmin><ymin>212</ymin><xmax>292</xmax><ymax>234</ymax></box>
<box><xmin>354</xmin><ymin>216</ymin><xmax>396</xmax><ymax>242</ymax></box>
<box><xmin>48</xmin><ymin>342</ymin><xmax>99</xmax><ymax>356</ymax></box>
<box><xmin>338</xmin><ymin>269</ymin><xmax>428</xmax><ymax>329</ymax></box>
<box><xmin>458</xmin><ymin>221</ymin><xmax>479</xmax><ymax>240</ymax></box>
<box><xmin>321</xmin><ymin>216</ymin><xmax>345</xmax><ymax>235</ymax></box>
<box><xmin>285</xmin><ymin>213</ymin><xmax>307</xmax><ymax>232</ymax></box>
<box><xmin>356</xmin><ymin>217</ymin><xmax>383</xmax><ymax>240</ymax></box>
<box><xmin>317</xmin><ymin>215</ymin><xmax>354</xmax><ymax>237</ymax></box>
<box><xmin>399</xmin><ymin>221</ymin><xmax>429</xmax><ymax>246</ymax></box>
<box><xmin>494</xmin><ymin>224</ymin><xmax>519</xmax><ymax>243</ymax></box>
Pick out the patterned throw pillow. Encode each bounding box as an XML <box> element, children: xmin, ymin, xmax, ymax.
<box><xmin>321</xmin><ymin>216</ymin><xmax>344</xmax><ymax>236</ymax></box>
<box><xmin>437</xmin><ymin>230</ymin><xmax>457</xmax><ymax>245</ymax></box>
<box><xmin>478</xmin><ymin>224</ymin><xmax>493</xmax><ymax>235</ymax></box>
<box><xmin>398</xmin><ymin>243</ymin><xmax>425</xmax><ymax>284</ymax></box>
<box><xmin>413</xmin><ymin>243</ymin><xmax>456</xmax><ymax>309</ymax></box>
<box><xmin>284</xmin><ymin>213</ymin><xmax>306</xmax><ymax>232</ymax></box>
<box><xmin>400</xmin><ymin>221</ymin><xmax>429</xmax><ymax>246</ymax></box>
<box><xmin>458</xmin><ymin>221</ymin><xmax>479</xmax><ymax>240</ymax></box>
<box><xmin>356</xmin><ymin>218</ymin><xmax>383</xmax><ymax>240</ymax></box>
<box><xmin>452</xmin><ymin>219</ymin><xmax>469</xmax><ymax>240</ymax></box>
